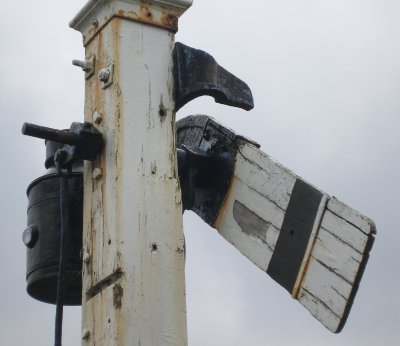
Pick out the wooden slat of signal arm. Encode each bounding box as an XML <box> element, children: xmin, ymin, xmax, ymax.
<box><xmin>213</xmin><ymin>140</ymin><xmax>376</xmax><ymax>333</ymax></box>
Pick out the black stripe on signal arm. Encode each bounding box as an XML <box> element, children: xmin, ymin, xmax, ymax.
<box><xmin>267</xmin><ymin>179</ymin><xmax>323</xmax><ymax>293</ymax></box>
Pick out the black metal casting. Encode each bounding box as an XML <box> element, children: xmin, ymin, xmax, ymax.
<box><xmin>177</xmin><ymin>144</ymin><xmax>230</xmax><ymax>211</ymax></box>
<box><xmin>24</xmin><ymin>141</ymin><xmax>83</xmax><ymax>305</ymax></box>
<box><xmin>22</xmin><ymin>122</ymin><xmax>103</xmax><ymax>168</ymax></box>
<box><xmin>173</xmin><ymin>42</ymin><xmax>254</xmax><ymax>112</ymax></box>
<box><xmin>22</xmin><ymin>121</ymin><xmax>103</xmax><ymax>305</ymax></box>
<box><xmin>176</xmin><ymin>115</ymin><xmax>238</xmax><ymax>224</ymax></box>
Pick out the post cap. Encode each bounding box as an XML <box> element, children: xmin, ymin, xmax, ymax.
<box><xmin>70</xmin><ymin>0</ymin><xmax>193</xmax><ymax>44</ymax></box>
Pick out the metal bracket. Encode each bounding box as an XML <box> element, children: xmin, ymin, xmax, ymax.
<box><xmin>177</xmin><ymin>144</ymin><xmax>227</xmax><ymax>211</ymax></box>
<box><xmin>173</xmin><ymin>43</ymin><xmax>254</xmax><ymax>111</ymax></box>
<box><xmin>176</xmin><ymin>115</ymin><xmax>238</xmax><ymax>224</ymax></box>
<box><xmin>22</xmin><ymin>122</ymin><xmax>103</xmax><ymax>168</ymax></box>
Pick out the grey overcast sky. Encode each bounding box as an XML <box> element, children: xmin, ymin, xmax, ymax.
<box><xmin>1</xmin><ymin>0</ymin><xmax>399</xmax><ymax>345</ymax></box>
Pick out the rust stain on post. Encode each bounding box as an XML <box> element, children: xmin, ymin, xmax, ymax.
<box><xmin>140</xmin><ymin>5</ymin><xmax>153</xmax><ymax>20</ymax></box>
<box><xmin>82</xmin><ymin>10</ymin><xmax>178</xmax><ymax>46</ymax></box>
<box><xmin>111</xmin><ymin>18</ymin><xmax>124</xmax><ymax>262</ymax></box>
<box><xmin>113</xmin><ymin>284</ymin><xmax>123</xmax><ymax>309</ymax></box>
<box><xmin>161</xmin><ymin>13</ymin><xmax>178</xmax><ymax>31</ymax></box>
<box><xmin>112</xmin><ymin>4</ymin><xmax>179</xmax><ymax>33</ymax></box>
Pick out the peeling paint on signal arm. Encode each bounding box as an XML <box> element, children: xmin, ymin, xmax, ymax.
<box><xmin>177</xmin><ymin>114</ymin><xmax>376</xmax><ymax>333</ymax></box>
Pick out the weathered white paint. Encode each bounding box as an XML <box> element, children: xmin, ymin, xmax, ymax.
<box><xmin>320</xmin><ymin>210</ymin><xmax>370</xmax><ymax>254</ymax></box>
<box><xmin>71</xmin><ymin>1</ymin><xmax>192</xmax><ymax>345</ymax></box>
<box><xmin>327</xmin><ymin>197</ymin><xmax>375</xmax><ymax>235</ymax></box>
<box><xmin>215</xmin><ymin>174</ymin><xmax>287</xmax><ymax>270</ymax></box>
<box><xmin>312</xmin><ymin>228</ymin><xmax>363</xmax><ymax>283</ymax></box>
<box><xmin>297</xmin><ymin>287</ymin><xmax>341</xmax><ymax>331</ymax></box>
<box><xmin>295</xmin><ymin>198</ymin><xmax>375</xmax><ymax>332</ymax></box>
<box><xmin>214</xmin><ymin>141</ymin><xmax>298</xmax><ymax>271</ymax></box>
<box><xmin>234</xmin><ymin>142</ymin><xmax>297</xmax><ymax>211</ymax></box>
<box><xmin>301</xmin><ymin>256</ymin><xmax>352</xmax><ymax>316</ymax></box>
<box><xmin>213</xmin><ymin>139</ymin><xmax>376</xmax><ymax>333</ymax></box>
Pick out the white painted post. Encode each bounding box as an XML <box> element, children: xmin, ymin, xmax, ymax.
<box><xmin>70</xmin><ymin>1</ymin><xmax>192</xmax><ymax>344</ymax></box>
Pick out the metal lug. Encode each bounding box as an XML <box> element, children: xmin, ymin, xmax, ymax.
<box><xmin>173</xmin><ymin>43</ymin><xmax>254</xmax><ymax>111</ymax></box>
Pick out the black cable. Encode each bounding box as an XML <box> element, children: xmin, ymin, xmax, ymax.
<box><xmin>54</xmin><ymin>155</ymin><xmax>70</xmax><ymax>346</ymax></box>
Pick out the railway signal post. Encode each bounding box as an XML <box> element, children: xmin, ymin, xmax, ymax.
<box><xmin>70</xmin><ymin>1</ymin><xmax>193</xmax><ymax>344</ymax></box>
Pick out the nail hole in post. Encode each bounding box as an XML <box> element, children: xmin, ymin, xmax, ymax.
<box><xmin>159</xmin><ymin>105</ymin><xmax>166</xmax><ymax>117</ymax></box>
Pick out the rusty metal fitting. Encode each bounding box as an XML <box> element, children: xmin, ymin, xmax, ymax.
<box><xmin>98</xmin><ymin>68</ymin><xmax>110</xmax><ymax>83</ymax></box>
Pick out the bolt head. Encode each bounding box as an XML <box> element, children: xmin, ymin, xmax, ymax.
<box><xmin>98</xmin><ymin>69</ymin><xmax>110</xmax><ymax>83</ymax></box>
<box><xmin>82</xmin><ymin>329</ymin><xmax>90</xmax><ymax>340</ymax></box>
<box><xmin>92</xmin><ymin>112</ymin><xmax>102</xmax><ymax>124</ymax></box>
<box><xmin>82</xmin><ymin>63</ymin><xmax>91</xmax><ymax>73</ymax></box>
<box><xmin>23</xmin><ymin>225</ymin><xmax>39</xmax><ymax>248</ymax></box>
<box><xmin>92</xmin><ymin>168</ymin><xmax>103</xmax><ymax>180</ymax></box>
<box><xmin>82</xmin><ymin>251</ymin><xmax>91</xmax><ymax>264</ymax></box>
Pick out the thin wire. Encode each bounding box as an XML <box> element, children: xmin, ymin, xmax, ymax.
<box><xmin>54</xmin><ymin>158</ymin><xmax>70</xmax><ymax>346</ymax></box>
